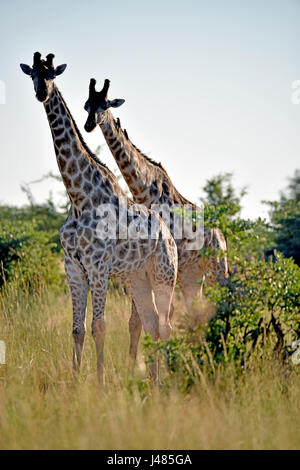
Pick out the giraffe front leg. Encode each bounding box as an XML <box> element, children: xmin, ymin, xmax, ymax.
<box><xmin>65</xmin><ymin>258</ymin><xmax>88</xmax><ymax>373</ymax></box>
<box><xmin>90</xmin><ymin>269</ymin><xmax>109</xmax><ymax>387</ymax></box>
<box><xmin>129</xmin><ymin>299</ymin><xmax>142</xmax><ymax>369</ymax></box>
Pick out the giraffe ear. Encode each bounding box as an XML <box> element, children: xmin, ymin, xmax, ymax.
<box><xmin>20</xmin><ymin>64</ymin><xmax>32</xmax><ymax>76</ymax></box>
<box><xmin>54</xmin><ymin>64</ymin><xmax>67</xmax><ymax>77</ymax></box>
<box><xmin>107</xmin><ymin>99</ymin><xmax>125</xmax><ymax>108</ymax></box>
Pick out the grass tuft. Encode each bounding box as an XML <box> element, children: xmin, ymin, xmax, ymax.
<box><xmin>0</xmin><ymin>286</ymin><xmax>299</xmax><ymax>449</ymax></box>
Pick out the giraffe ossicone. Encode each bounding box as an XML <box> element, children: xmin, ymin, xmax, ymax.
<box><xmin>20</xmin><ymin>52</ymin><xmax>178</xmax><ymax>384</ymax></box>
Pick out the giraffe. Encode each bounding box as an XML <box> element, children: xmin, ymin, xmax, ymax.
<box><xmin>20</xmin><ymin>53</ymin><xmax>178</xmax><ymax>384</ymax></box>
<box><xmin>83</xmin><ymin>78</ymin><xmax>229</xmax><ymax>364</ymax></box>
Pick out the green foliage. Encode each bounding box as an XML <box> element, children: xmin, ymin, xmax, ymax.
<box><xmin>271</xmin><ymin>200</ymin><xmax>299</xmax><ymax>265</ymax></box>
<box><xmin>142</xmin><ymin>171</ymin><xmax>300</xmax><ymax>391</ymax></box>
<box><xmin>265</xmin><ymin>200</ymin><xmax>300</xmax><ymax>265</ymax></box>
<box><xmin>200</xmin><ymin>172</ymin><xmax>247</xmax><ymax>219</ymax></box>
<box><xmin>0</xmin><ymin>204</ymin><xmax>66</xmax><ymax>251</ymax></box>
<box><xmin>0</xmin><ymin>205</ymin><xmax>65</xmax><ymax>292</ymax></box>
<box><xmin>143</xmin><ymin>254</ymin><xmax>300</xmax><ymax>391</ymax></box>
<box><xmin>205</xmin><ymin>253</ymin><xmax>300</xmax><ymax>361</ymax></box>
<box><xmin>264</xmin><ymin>169</ymin><xmax>300</xmax><ymax>265</ymax></box>
<box><xmin>284</xmin><ymin>169</ymin><xmax>300</xmax><ymax>202</ymax></box>
<box><xmin>200</xmin><ymin>173</ymin><xmax>273</xmax><ymax>264</ymax></box>
<box><xmin>203</xmin><ymin>204</ymin><xmax>272</xmax><ymax>263</ymax></box>
<box><xmin>1</xmin><ymin>169</ymin><xmax>299</xmax><ymax>398</ymax></box>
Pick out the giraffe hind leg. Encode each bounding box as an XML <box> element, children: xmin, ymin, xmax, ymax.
<box><xmin>125</xmin><ymin>275</ymin><xmax>159</xmax><ymax>382</ymax></box>
<box><xmin>128</xmin><ymin>298</ymin><xmax>175</xmax><ymax>371</ymax></box>
<box><xmin>177</xmin><ymin>264</ymin><xmax>204</xmax><ymax>312</ymax></box>
<box><xmin>150</xmin><ymin>234</ymin><xmax>177</xmax><ymax>341</ymax></box>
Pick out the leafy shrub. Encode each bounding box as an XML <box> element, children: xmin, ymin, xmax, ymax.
<box><xmin>205</xmin><ymin>253</ymin><xmax>300</xmax><ymax>362</ymax></box>
<box><xmin>143</xmin><ymin>253</ymin><xmax>300</xmax><ymax>391</ymax></box>
<box><xmin>141</xmin><ymin>172</ymin><xmax>299</xmax><ymax>391</ymax></box>
<box><xmin>0</xmin><ymin>205</ymin><xmax>65</xmax><ymax>292</ymax></box>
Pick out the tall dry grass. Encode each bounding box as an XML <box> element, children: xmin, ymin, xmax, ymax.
<box><xmin>0</xmin><ymin>284</ymin><xmax>299</xmax><ymax>450</ymax></box>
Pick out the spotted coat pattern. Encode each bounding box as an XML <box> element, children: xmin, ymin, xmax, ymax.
<box><xmin>30</xmin><ymin>84</ymin><xmax>178</xmax><ymax>383</ymax></box>
<box><xmin>93</xmin><ymin>108</ymin><xmax>229</xmax><ymax>361</ymax></box>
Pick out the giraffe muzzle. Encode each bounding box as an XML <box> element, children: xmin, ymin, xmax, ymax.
<box><xmin>36</xmin><ymin>91</ymin><xmax>48</xmax><ymax>103</ymax></box>
<box><xmin>84</xmin><ymin>119</ymin><xmax>96</xmax><ymax>133</ymax></box>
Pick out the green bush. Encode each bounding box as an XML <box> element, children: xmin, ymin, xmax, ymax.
<box><xmin>143</xmin><ymin>254</ymin><xmax>300</xmax><ymax>391</ymax></box>
<box><xmin>205</xmin><ymin>253</ymin><xmax>300</xmax><ymax>363</ymax></box>
<box><xmin>141</xmin><ymin>172</ymin><xmax>300</xmax><ymax>391</ymax></box>
<box><xmin>0</xmin><ymin>205</ymin><xmax>65</xmax><ymax>293</ymax></box>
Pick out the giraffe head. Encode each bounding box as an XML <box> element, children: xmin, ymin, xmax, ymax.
<box><xmin>20</xmin><ymin>52</ymin><xmax>67</xmax><ymax>103</ymax></box>
<box><xmin>84</xmin><ymin>78</ymin><xmax>125</xmax><ymax>132</ymax></box>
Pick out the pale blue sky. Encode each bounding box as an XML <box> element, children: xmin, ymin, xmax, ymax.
<box><xmin>0</xmin><ymin>0</ymin><xmax>299</xmax><ymax>218</ymax></box>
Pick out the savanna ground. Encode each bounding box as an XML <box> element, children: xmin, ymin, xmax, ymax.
<box><xmin>0</xmin><ymin>284</ymin><xmax>299</xmax><ymax>450</ymax></box>
<box><xmin>0</xmin><ymin>171</ymin><xmax>299</xmax><ymax>449</ymax></box>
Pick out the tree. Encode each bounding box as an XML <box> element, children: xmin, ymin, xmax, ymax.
<box><xmin>284</xmin><ymin>169</ymin><xmax>300</xmax><ymax>202</ymax></box>
<box><xmin>264</xmin><ymin>169</ymin><xmax>300</xmax><ymax>265</ymax></box>
<box><xmin>200</xmin><ymin>172</ymin><xmax>247</xmax><ymax>219</ymax></box>
<box><xmin>200</xmin><ymin>173</ymin><xmax>270</xmax><ymax>262</ymax></box>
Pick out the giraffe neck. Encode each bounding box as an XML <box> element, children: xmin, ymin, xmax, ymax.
<box><xmin>44</xmin><ymin>86</ymin><xmax>120</xmax><ymax>212</ymax></box>
<box><xmin>100</xmin><ymin>110</ymin><xmax>210</xmax><ymax>265</ymax></box>
<box><xmin>100</xmin><ymin>110</ymin><xmax>186</xmax><ymax>207</ymax></box>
